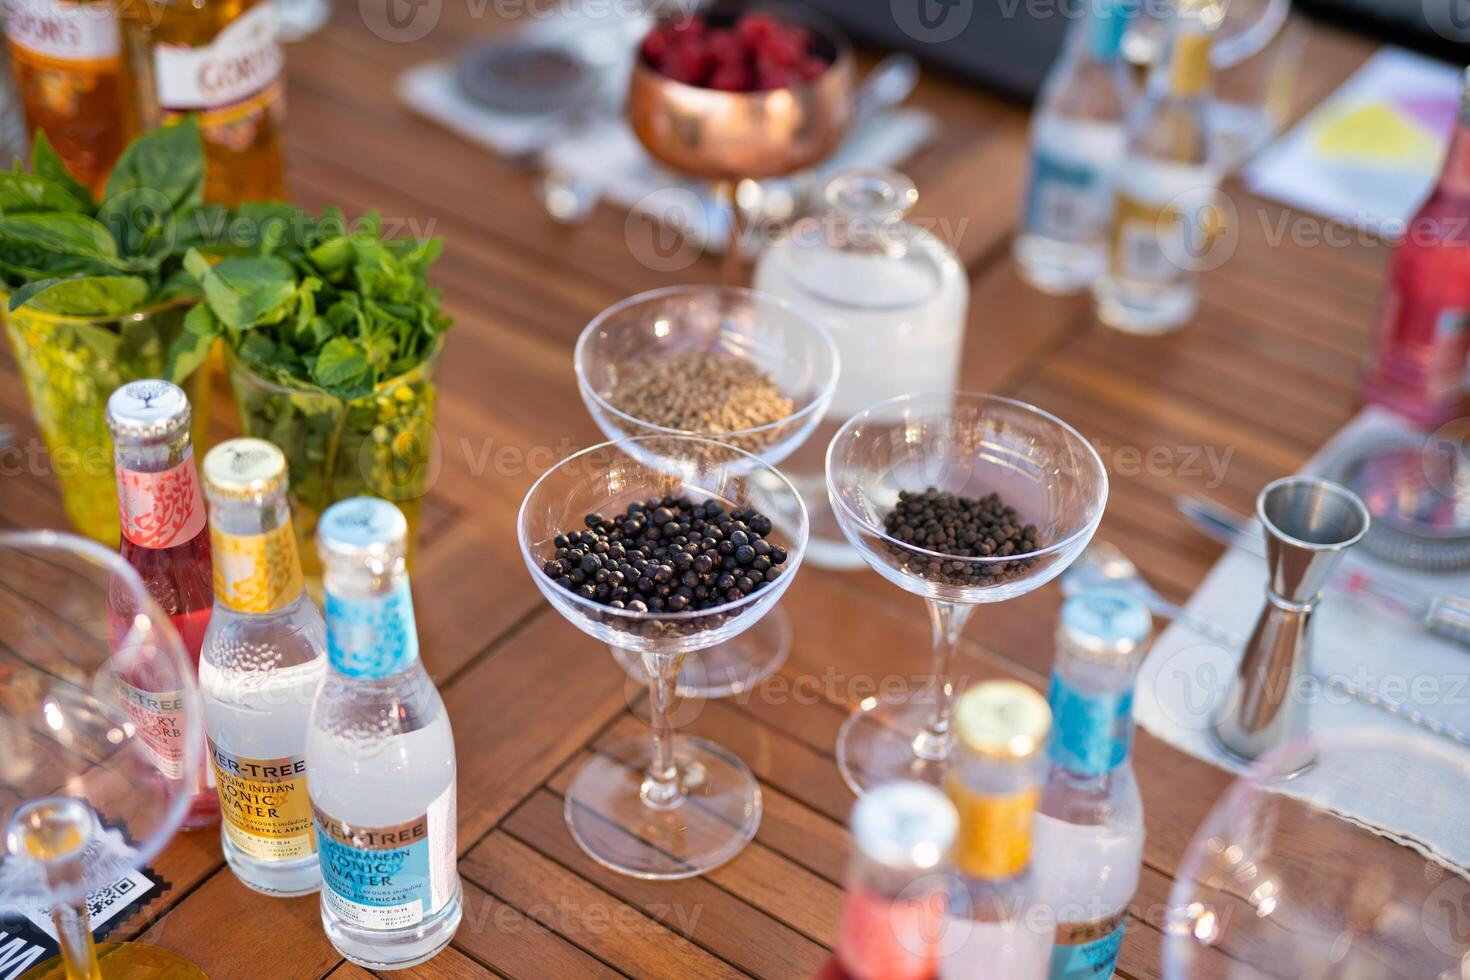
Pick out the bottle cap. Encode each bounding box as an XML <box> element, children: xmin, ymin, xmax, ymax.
<box><xmin>851</xmin><ymin>782</ymin><xmax>958</xmax><ymax>874</ymax></box>
<box><xmin>953</xmin><ymin>680</ymin><xmax>1051</xmax><ymax>760</ymax></box>
<box><xmin>203</xmin><ymin>439</ymin><xmax>288</xmax><ymax>501</ymax></box>
<box><xmin>317</xmin><ymin>497</ymin><xmax>408</xmax><ymax>570</ymax></box>
<box><xmin>821</xmin><ymin>168</ymin><xmax>918</xmax><ymax>221</ymax></box>
<box><xmin>106</xmin><ymin>380</ymin><xmax>191</xmax><ymax>444</ymax></box>
<box><xmin>1058</xmin><ymin>588</ymin><xmax>1153</xmax><ymax>663</ymax></box>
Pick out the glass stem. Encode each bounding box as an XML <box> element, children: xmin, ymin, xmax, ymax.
<box><xmin>640</xmin><ymin>650</ymin><xmax>686</xmax><ymax>810</ymax></box>
<box><xmin>914</xmin><ymin>600</ymin><xmax>977</xmax><ymax>762</ymax></box>
<box><xmin>51</xmin><ymin>897</ymin><xmax>101</xmax><ymax>980</ymax></box>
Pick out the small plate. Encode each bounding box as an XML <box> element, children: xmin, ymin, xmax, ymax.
<box><xmin>456</xmin><ymin>38</ymin><xmax>600</xmax><ymax>115</ymax></box>
<box><xmin>1323</xmin><ymin>436</ymin><xmax>1470</xmax><ymax>570</ymax></box>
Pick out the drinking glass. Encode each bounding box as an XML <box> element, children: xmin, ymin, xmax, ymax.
<box><xmin>517</xmin><ymin>436</ymin><xmax>808</xmax><ymax>879</ymax></box>
<box><xmin>0</xmin><ymin>531</ymin><xmax>206</xmax><ymax>978</ymax></box>
<box><xmin>825</xmin><ymin>391</ymin><xmax>1107</xmax><ymax>795</ymax></box>
<box><xmin>575</xmin><ymin>285</ymin><xmax>837</xmax><ymax>697</ymax></box>
<box><xmin>1165</xmin><ymin>728</ymin><xmax>1470</xmax><ymax>977</ymax></box>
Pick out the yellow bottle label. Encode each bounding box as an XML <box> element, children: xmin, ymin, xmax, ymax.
<box><xmin>210</xmin><ymin>741</ymin><xmax>316</xmax><ymax>861</ymax></box>
<box><xmin>1170</xmin><ymin>33</ymin><xmax>1213</xmax><ymax>98</ymax></box>
<box><xmin>211</xmin><ymin>518</ymin><xmax>304</xmax><ymax>614</ymax></box>
<box><xmin>949</xmin><ymin>781</ymin><xmax>1038</xmax><ymax>880</ymax></box>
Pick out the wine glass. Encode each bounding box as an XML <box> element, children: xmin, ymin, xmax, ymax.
<box><xmin>516</xmin><ymin>436</ymin><xmax>808</xmax><ymax>879</ymax></box>
<box><xmin>575</xmin><ymin>285</ymin><xmax>837</xmax><ymax>698</ymax></box>
<box><xmin>1165</xmin><ymin>728</ymin><xmax>1470</xmax><ymax>977</ymax></box>
<box><xmin>825</xmin><ymin>391</ymin><xmax>1108</xmax><ymax>795</ymax></box>
<box><xmin>0</xmin><ymin>531</ymin><xmax>206</xmax><ymax>978</ymax></box>
<box><xmin>626</xmin><ymin>3</ymin><xmax>856</xmax><ymax>284</ymax></box>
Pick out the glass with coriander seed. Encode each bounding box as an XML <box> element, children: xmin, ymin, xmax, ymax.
<box><xmin>575</xmin><ymin>285</ymin><xmax>837</xmax><ymax>699</ymax></box>
<box><xmin>517</xmin><ymin>436</ymin><xmax>808</xmax><ymax>878</ymax></box>
<box><xmin>825</xmin><ymin>392</ymin><xmax>1107</xmax><ymax>796</ymax></box>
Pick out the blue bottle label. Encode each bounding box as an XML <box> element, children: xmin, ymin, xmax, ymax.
<box><xmin>314</xmin><ymin>783</ymin><xmax>456</xmax><ymax>930</ymax></box>
<box><xmin>1049</xmin><ymin>919</ymin><xmax>1126</xmax><ymax>979</ymax></box>
<box><xmin>325</xmin><ymin>580</ymin><xmax>419</xmax><ymax>679</ymax></box>
<box><xmin>1048</xmin><ymin>672</ymin><xmax>1133</xmax><ymax>777</ymax></box>
<box><xmin>1025</xmin><ymin>147</ymin><xmax>1105</xmax><ymax>244</ymax></box>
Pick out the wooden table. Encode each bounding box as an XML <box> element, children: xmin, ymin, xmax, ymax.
<box><xmin>0</xmin><ymin>5</ymin><xmax>1398</xmax><ymax>977</ymax></box>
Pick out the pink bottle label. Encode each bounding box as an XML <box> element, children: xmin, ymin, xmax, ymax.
<box><xmin>117</xmin><ymin>457</ymin><xmax>206</xmax><ymax>549</ymax></box>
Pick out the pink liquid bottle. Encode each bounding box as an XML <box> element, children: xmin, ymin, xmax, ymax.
<box><xmin>107</xmin><ymin>379</ymin><xmax>220</xmax><ymax>830</ymax></box>
<box><xmin>1362</xmin><ymin>68</ymin><xmax>1470</xmax><ymax>430</ymax></box>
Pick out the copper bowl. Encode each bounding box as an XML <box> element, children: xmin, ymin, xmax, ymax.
<box><xmin>626</xmin><ymin>9</ymin><xmax>856</xmax><ymax>182</ymax></box>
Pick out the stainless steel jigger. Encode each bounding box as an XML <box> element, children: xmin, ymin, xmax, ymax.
<box><xmin>1213</xmin><ymin>476</ymin><xmax>1371</xmax><ymax>767</ymax></box>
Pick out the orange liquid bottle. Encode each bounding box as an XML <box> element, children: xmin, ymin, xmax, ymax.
<box><xmin>4</xmin><ymin>0</ymin><xmax>136</xmax><ymax>193</ymax></box>
<box><xmin>122</xmin><ymin>0</ymin><xmax>286</xmax><ymax>205</ymax></box>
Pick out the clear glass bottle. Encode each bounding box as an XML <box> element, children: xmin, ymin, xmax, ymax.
<box><xmin>753</xmin><ymin>167</ymin><xmax>969</xmax><ymax>569</ymax></box>
<box><xmin>1014</xmin><ymin>0</ymin><xmax>1136</xmax><ymax>295</ymax></box>
<box><xmin>819</xmin><ymin>782</ymin><xmax>958</xmax><ymax>980</ymax></box>
<box><xmin>122</xmin><ymin>0</ymin><xmax>286</xmax><ymax>205</ymax></box>
<box><xmin>106</xmin><ymin>378</ymin><xmax>219</xmax><ymax>830</ymax></box>
<box><xmin>307</xmin><ymin>497</ymin><xmax>461</xmax><ymax>971</ymax></box>
<box><xmin>939</xmin><ymin>681</ymin><xmax>1054</xmax><ymax>980</ymax></box>
<box><xmin>3</xmin><ymin>0</ymin><xmax>137</xmax><ymax>193</ymax></box>
<box><xmin>1033</xmin><ymin>589</ymin><xmax>1149</xmax><ymax>980</ymax></box>
<box><xmin>200</xmin><ymin>437</ymin><xmax>326</xmax><ymax>897</ymax></box>
<box><xmin>1092</xmin><ymin>0</ymin><xmax>1225</xmax><ymax>335</ymax></box>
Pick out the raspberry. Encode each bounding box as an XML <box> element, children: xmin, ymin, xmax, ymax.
<box><xmin>662</xmin><ymin>40</ymin><xmax>712</xmax><ymax>86</ymax></box>
<box><xmin>706</xmin><ymin>28</ymin><xmax>744</xmax><ymax>68</ymax></box>
<box><xmin>735</xmin><ymin>13</ymin><xmax>780</xmax><ymax>44</ymax></box>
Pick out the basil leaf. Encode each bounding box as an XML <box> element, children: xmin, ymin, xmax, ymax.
<box><xmin>184</xmin><ymin>248</ymin><xmax>295</xmax><ymax>329</ymax></box>
<box><xmin>165</xmin><ymin>302</ymin><xmax>222</xmax><ymax>383</ymax></box>
<box><xmin>103</xmin><ymin>118</ymin><xmax>205</xmax><ymax>214</ymax></box>
<box><xmin>310</xmin><ymin>336</ymin><xmax>373</xmax><ymax>397</ymax></box>
<box><xmin>31</xmin><ymin>131</ymin><xmax>94</xmax><ymax>211</ymax></box>
<box><xmin>9</xmin><ymin>274</ymin><xmax>149</xmax><ymax>316</ymax></box>
<box><xmin>96</xmin><ymin>188</ymin><xmax>175</xmax><ymax>271</ymax></box>
<box><xmin>0</xmin><ymin>171</ymin><xmax>89</xmax><ymax>215</ymax></box>
<box><xmin>0</xmin><ymin>213</ymin><xmax>120</xmax><ymax>267</ymax></box>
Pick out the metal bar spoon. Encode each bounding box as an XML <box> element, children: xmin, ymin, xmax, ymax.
<box><xmin>1062</xmin><ymin>541</ymin><xmax>1470</xmax><ymax>750</ymax></box>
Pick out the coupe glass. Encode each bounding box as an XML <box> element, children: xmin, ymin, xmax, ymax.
<box><xmin>517</xmin><ymin>437</ymin><xmax>808</xmax><ymax>879</ymax></box>
<box><xmin>575</xmin><ymin>285</ymin><xmax>837</xmax><ymax>698</ymax></box>
<box><xmin>0</xmin><ymin>531</ymin><xmax>206</xmax><ymax>978</ymax></box>
<box><xmin>1165</xmin><ymin>728</ymin><xmax>1470</xmax><ymax>978</ymax></box>
<box><xmin>826</xmin><ymin>391</ymin><xmax>1107</xmax><ymax>795</ymax></box>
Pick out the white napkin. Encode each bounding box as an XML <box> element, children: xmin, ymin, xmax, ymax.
<box><xmin>1134</xmin><ymin>407</ymin><xmax>1470</xmax><ymax>874</ymax></box>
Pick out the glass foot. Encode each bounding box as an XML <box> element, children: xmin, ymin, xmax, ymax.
<box><xmin>836</xmin><ymin>693</ymin><xmax>957</xmax><ymax>796</ymax></box>
<box><xmin>611</xmin><ymin>607</ymin><xmax>791</xmax><ymax>699</ymax></box>
<box><xmin>565</xmin><ymin>735</ymin><xmax>761</xmax><ymax>880</ymax></box>
<box><xmin>23</xmin><ymin>944</ymin><xmax>208</xmax><ymax>979</ymax></box>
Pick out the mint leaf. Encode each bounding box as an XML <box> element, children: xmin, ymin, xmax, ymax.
<box><xmin>166</xmin><ymin>302</ymin><xmax>222</xmax><ymax>383</ymax></box>
<box><xmin>184</xmin><ymin>249</ymin><xmax>295</xmax><ymax>329</ymax></box>
<box><xmin>31</xmin><ymin>131</ymin><xmax>93</xmax><ymax>211</ymax></box>
<box><xmin>310</xmin><ymin>336</ymin><xmax>372</xmax><ymax>397</ymax></box>
<box><xmin>103</xmin><ymin>118</ymin><xmax>204</xmax><ymax>214</ymax></box>
<box><xmin>9</xmin><ymin>274</ymin><xmax>149</xmax><ymax>316</ymax></box>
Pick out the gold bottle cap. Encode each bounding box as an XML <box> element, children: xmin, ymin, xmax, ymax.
<box><xmin>954</xmin><ymin>681</ymin><xmax>1051</xmax><ymax>760</ymax></box>
<box><xmin>203</xmin><ymin>439</ymin><xmax>288</xmax><ymax>500</ymax></box>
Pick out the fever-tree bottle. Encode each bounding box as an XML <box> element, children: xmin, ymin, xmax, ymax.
<box><xmin>201</xmin><ymin>437</ymin><xmax>326</xmax><ymax>897</ymax></box>
<box><xmin>1033</xmin><ymin>590</ymin><xmax>1148</xmax><ymax>980</ymax></box>
<box><xmin>4</xmin><ymin>0</ymin><xmax>137</xmax><ymax>191</ymax></box>
<box><xmin>122</xmin><ymin>0</ymin><xmax>286</xmax><ymax>205</ymax></box>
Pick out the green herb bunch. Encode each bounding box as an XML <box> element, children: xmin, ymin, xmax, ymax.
<box><xmin>166</xmin><ymin>206</ymin><xmax>450</xmax><ymax>401</ymax></box>
<box><xmin>0</xmin><ymin>118</ymin><xmax>226</xmax><ymax>320</ymax></box>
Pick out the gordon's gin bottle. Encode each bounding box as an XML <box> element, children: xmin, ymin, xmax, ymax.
<box><xmin>200</xmin><ymin>437</ymin><xmax>326</xmax><ymax>897</ymax></box>
<box><xmin>1033</xmin><ymin>590</ymin><xmax>1149</xmax><ymax>980</ymax></box>
<box><xmin>106</xmin><ymin>378</ymin><xmax>219</xmax><ymax>829</ymax></box>
<box><xmin>3</xmin><ymin>0</ymin><xmax>136</xmax><ymax>191</ymax></box>
<box><xmin>1362</xmin><ymin>68</ymin><xmax>1470</xmax><ymax>429</ymax></box>
<box><xmin>307</xmin><ymin>497</ymin><xmax>461</xmax><ymax>969</ymax></box>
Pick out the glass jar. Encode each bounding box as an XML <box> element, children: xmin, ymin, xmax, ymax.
<box><xmin>753</xmin><ymin>167</ymin><xmax>969</xmax><ymax>568</ymax></box>
<box><xmin>225</xmin><ymin>341</ymin><xmax>441</xmax><ymax>590</ymax></box>
<box><xmin>3</xmin><ymin>298</ymin><xmax>208</xmax><ymax>543</ymax></box>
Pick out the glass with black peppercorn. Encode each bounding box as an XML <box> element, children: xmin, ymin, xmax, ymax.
<box><xmin>576</xmin><ymin>285</ymin><xmax>838</xmax><ymax>699</ymax></box>
<box><xmin>825</xmin><ymin>391</ymin><xmax>1107</xmax><ymax>796</ymax></box>
<box><xmin>517</xmin><ymin>435</ymin><xmax>808</xmax><ymax>879</ymax></box>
